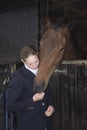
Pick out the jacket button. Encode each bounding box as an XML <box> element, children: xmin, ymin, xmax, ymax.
<box><xmin>28</xmin><ymin>107</ymin><xmax>33</xmax><ymax>110</ymax></box>
<box><xmin>42</xmin><ymin>103</ymin><xmax>45</xmax><ymax>106</ymax></box>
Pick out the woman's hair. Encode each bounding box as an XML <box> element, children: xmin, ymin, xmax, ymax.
<box><xmin>20</xmin><ymin>44</ymin><xmax>39</xmax><ymax>61</ymax></box>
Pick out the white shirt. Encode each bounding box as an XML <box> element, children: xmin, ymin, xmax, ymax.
<box><xmin>24</xmin><ymin>64</ymin><xmax>38</xmax><ymax>76</ymax></box>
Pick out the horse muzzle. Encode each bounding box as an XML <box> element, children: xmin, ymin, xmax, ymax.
<box><xmin>33</xmin><ymin>81</ymin><xmax>46</xmax><ymax>93</ymax></box>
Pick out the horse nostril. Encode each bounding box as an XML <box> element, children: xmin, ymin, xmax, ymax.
<box><xmin>33</xmin><ymin>81</ymin><xmax>45</xmax><ymax>93</ymax></box>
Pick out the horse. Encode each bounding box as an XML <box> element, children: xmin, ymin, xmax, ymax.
<box><xmin>33</xmin><ymin>18</ymin><xmax>77</xmax><ymax>93</ymax></box>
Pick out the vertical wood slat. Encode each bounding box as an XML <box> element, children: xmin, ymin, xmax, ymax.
<box><xmin>0</xmin><ymin>63</ymin><xmax>12</xmax><ymax>130</ymax></box>
<box><xmin>4</xmin><ymin>89</ymin><xmax>14</xmax><ymax>130</ymax></box>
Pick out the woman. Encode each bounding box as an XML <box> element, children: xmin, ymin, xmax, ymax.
<box><xmin>7</xmin><ymin>44</ymin><xmax>54</xmax><ymax>130</ymax></box>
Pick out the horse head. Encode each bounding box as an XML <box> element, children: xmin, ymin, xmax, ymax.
<box><xmin>33</xmin><ymin>18</ymin><xmax>70</xmax><ymax>93</ymax></box>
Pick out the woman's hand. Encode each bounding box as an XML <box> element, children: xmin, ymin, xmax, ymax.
<box><xmin>45</xmin><ymin>105</ymin><xmax>55</xmax><ymax>117</ymax></box>
<box><xmin>33</xmin><ymin>92</ymin><xmax>45</xmax><ymax>102</ymax></box>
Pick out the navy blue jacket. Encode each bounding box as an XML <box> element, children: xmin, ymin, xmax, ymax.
<box><xmin>7</xmin><ymin>65</ymin><xmax>52</xmax><ymax>130</ymax></box>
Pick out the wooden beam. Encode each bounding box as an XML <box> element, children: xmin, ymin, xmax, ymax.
<box><xmin>49</xmin><ymin>0</ymin><xmax>79</xmax><ymax>8</ymax></box>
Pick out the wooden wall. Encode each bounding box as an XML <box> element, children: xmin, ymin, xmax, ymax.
<box><xmin>49</xmin><ymin>60</ymin><xmax>87</xmax><ymax>130</ymax></box>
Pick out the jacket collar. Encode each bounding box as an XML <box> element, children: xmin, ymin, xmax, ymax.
<box><xmin>24</xmin><ymin>64</ymin><xmax>38</xmax><ymax>76</ymax></box>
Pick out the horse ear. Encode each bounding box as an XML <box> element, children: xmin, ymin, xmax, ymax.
<box><xmin>45</xmin><ymin>17</ymin><xmax>52</xmax><ymax>28</ymax></box>
<box><xmin>41</xmin><ymin>17</ymin><xmax>52</xmax><ymax>29</ymax></box>
<box><xmin>63</xmin><ymin>26</ymin><xmax>69</xmax><ymax>33</ymax></box>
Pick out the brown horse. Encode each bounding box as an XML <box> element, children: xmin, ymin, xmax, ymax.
<box><xmin>33</xmin><ymin>19</ymin><xmax>77</xmax><ymax>93</ymax></box>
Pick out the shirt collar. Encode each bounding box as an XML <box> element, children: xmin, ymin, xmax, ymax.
<box><xmin>24</xmin><ymin>64</ymin><xmax>38</xmax><ymax>76</ymax></box>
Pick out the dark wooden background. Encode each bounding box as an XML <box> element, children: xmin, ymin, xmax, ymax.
<box><xmin>49</xmin><ymin>61</ymin><xmax>87</xmax><ymax>130</ymax></box>
<box><xmin>0</xmin><ymin>0</ymin><xmax>87</xmax><ymax>130</ymax></box>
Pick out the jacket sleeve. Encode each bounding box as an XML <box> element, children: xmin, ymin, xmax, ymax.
<box><xmin>6</xmin><ymin>72</ymin><xmax>34</xmax><ymax>112</ymax></box>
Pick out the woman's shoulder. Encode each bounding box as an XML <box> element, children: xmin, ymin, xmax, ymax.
<box><xmin>11</xmin><ymin>66</ymin><xmax>24</xmax><ymax>78</ymax></box>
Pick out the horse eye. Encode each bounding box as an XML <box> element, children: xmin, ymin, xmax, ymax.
<box><xmin>60</xmin><ymin>48</ymin><xmax>64</xmax><ymax>51</ymax></box>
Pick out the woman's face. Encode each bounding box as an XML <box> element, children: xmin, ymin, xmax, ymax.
<box><xmin>22</xmin><ymin>55</ymin><xmax>39</xmax><ymax>70</ymax></box>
